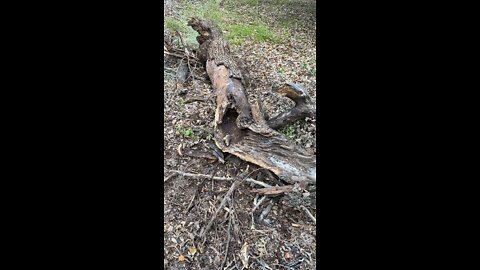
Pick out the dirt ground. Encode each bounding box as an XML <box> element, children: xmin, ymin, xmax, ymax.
<box><xmin>164</xmin><ymin>1</ymin><xmax>316</xmax><ymax>269</ymax></box>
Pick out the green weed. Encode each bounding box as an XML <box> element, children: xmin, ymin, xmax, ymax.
<box><xmin>279</xmin><ymin>125</ymin><xmax>295</xmax><ymax>140</ymax></box>
<box><xmin>176</xmin><ymin>126</ymin><xmax>194</xmax><ymax>138</ymax></box>
<box><xmin>182</xmin><ymin>127</ymin><xmax>194</xmax><ymax>137</ymax></box>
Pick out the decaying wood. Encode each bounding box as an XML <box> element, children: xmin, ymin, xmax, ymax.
<box><xmin>251</xmin><ymin>185</ymin><xmax>295</xmax><ymax>195</ymax></box>
<box><xmin>251</xmin><ymin>179</ymin><xmax>308</xmax><ymax>195</ymax></box>
<box><xmin>267</xmin><ymin>83</ymin><xmax>316</xmax><ymax>129</ymax></box>
<box><xmin>188</xmin><ymin>18</ymin><xmax>316</xmax><ymax>185</ymax></box>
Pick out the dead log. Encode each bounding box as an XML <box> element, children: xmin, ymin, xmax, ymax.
<box><xmin>267</xmin><ymin>83</ymin><xmax>316</xmax><ymax>129</ymax></box>
<box><xmin>187</xmin><ymin>18</ymin><xmax>316</xmax><ymax>185</ymax></box>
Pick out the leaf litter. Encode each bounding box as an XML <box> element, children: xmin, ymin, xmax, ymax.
<box><xmin>164</xmin><ymin>0</ymin><xmax>316</xmax><ymax>269</ymax></box>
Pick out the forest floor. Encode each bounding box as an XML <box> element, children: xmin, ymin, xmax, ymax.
<box><xmin>164</xmin><ymin>0</ymin><xmax>316</xmax><ymax>269</ymax></box>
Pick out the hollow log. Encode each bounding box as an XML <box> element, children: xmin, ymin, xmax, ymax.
<box><xmin>188</xmin><ymin>18</ymin><xmax>316</xmax><ymax>185</ymax></box>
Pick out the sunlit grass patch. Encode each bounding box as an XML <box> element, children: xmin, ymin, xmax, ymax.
<box><xmin>175</xmin><ymin>0</ymin><xmax>282</xmax><ymax>47</ymax></box>
<box><xmin>225</xmin><ymin>22</ymin><xmax>282</xmax><ymax>45</ymax></box>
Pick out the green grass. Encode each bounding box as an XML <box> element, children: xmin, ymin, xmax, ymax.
<box><xmin>226</xmin><ymin>21</ymin><xmax>281</xmax><ymax>45</ymax></box>
<box><xmin>231</xmin><ymin>0</ymin><xmax>292</xmax><ymax>6</ymax></box>
<box><xmin>169</xmin><ymin>0</ymin><xmax>282</xmax><ymax>47</ymax></box>
<box><xmin>183</xmin><ymin>0</ymin><xmax>224</xmax><ymax>23</ymax></box>
<box><xmin>234</xmin><ymin>0</ymin><xmax>261</xmax><ymax>5</ymax></box>
<box><xmin>164</xmin><ymin>17</ymin><xmax>200</xmax><ymax>49</ymax></box>
<box><xmin>165</xmin><ymin>17</ymin><xmax>187</xmax><ymax>32</ymax></box>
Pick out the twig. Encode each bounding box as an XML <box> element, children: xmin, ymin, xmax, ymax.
<box><xmin>223</xmin><ymin>260</ymin><xmax>234</xmax><ymax>270</ymax></box>
<box><xmin>169</xmin><ymin>170</ymin><xmax>233</xmax><ymax>181</ymax></box>
<box><xmin>300</xmin><ymin>205</ymin><xmax>316</xmax><ymax>224</ymax></box>
<box><xmin>169</xmin><ymin>170</ymin><xmax>269</xmax><ymax>188</ymax></box>
<box><xmin>164</xmin><ymin>50</ymin><xmax>200</xmax><ymax>61</ymax></box>
<box><xmin>164</xmin><ymin>50</ymin><xmax>187</xmax><ymax>58</ymax></box>
<box><xmin>185</xmin><ymin>189</ymin><xmax>197</xmax><ymax>215</ymax></box>
<box><xmin>219</xmin><ymin>198</ymin><xmax>233</xmax><ymax>270</ymax></box>
<box><xmin>164</xmin><ymin>172</ymin><xmax>177</xmax><ymax>182</ymax></box>
<box><xmin>175</xmin><ymin>31</ymin><xmax>191</xmax><ymax>56</ymax></box>
<box><xmin>176</xmin><ymin>31</ymin><xmax>196</xmax><ymax>81</ymax></box>
<box><xmin>246</xmin><ymin>178</ymin><xmax>271</xmax><ymax>188</ymax></box>
<box><xmin>201</xmin><ymin>167</ymin><xmax>250</xmax><ymax>242</ymax></box>
<box><xmin>202</xmin><ymin>179</ymin><xmax>241</xmax><ymax>240</ymax></box>
<box><xmin>258</xmin><ymin>200</ymin><xmax>273</xmax><ymax>224</ymax></box>
<box><xmin>254</xmin><ymin>258</ymin><xmax>273</xmax><ymax>270</ymax></box>
<box><xmin>251</xmin><ymin>196</ymin><xmax>267</xmax><ymax>230</ymax></box>
<box><xmin>272</xmin><ymin>264</ymin><xmax>296</xmax><ymax>270</ymax></box>
<box><xmin>251</xmin><ymin>185</ymin><xmax>294</xmax><ymax>195</ymax></box>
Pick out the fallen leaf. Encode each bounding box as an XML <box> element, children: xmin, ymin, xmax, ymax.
<box><xmin>239</xmin><ymin>242</ymin><xmax>249</xmax><ymax>268</ymax></box>
<box><xmin>284</xmin><ymin>252</ymin><xmax>292</xmax><ymax>259</ymax></box>
<box><xmin>291</xmin><ymin>223</ymin><xmax>301</xmax><ymax>227</ymax></box>
<box><xmin>178</xmin><ymin>255</ymin><xmax>185</xmax><ymax>262</ymax></box>
<box><xmin>188</xmin><ymin>246</ymin><xmax>197</xmax><ymax>256</ymax></box>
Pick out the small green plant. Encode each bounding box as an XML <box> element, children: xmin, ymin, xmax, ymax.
<box><xmin>279</xmin><ymin>67</ymin><xmax>285</xmax><ymax>74</ymax></box>
<box><xmin>279</xmin><ymin>125</ymin><xmax>295</xmax><ymax>140</ymax></box>
<box><xmin>182</xmin><ymin>127</ymin><xmax>194</xmax><ymax>138</ymax></box>
<box><xmin>176</xmin><ymin>126</ymin><xmax>194</xmax><ymax>138</ymax></box>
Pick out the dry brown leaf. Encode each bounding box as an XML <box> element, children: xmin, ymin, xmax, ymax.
<box><xmin>178</xmin><ymin>255</ymin><xmax>185</xmax><ymax>261</ymax></box>
<box><xmin>239</xmin><ymin>242</ymin><xmax>249</xmax><ymax>268</ymax></box>
<box><xmin>291</xmin><ymin>223</ymin><xmax>301</xmax><ymax>227</ymax></box>
<box><xmin>188</xmin><ymin>246</ymin><xmax>197</xmax><ymax>256</ymax></box>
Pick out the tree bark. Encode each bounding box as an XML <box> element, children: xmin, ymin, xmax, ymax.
<box><xmin>188</xmin><ymin>18</ymin><xmax>316</xmax><ymax>185</ymax></box>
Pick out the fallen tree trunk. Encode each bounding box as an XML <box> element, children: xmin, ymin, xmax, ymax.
<box><xmin>188</xmin><ymin>18</ymin><xmax>316</xmax><ymax>185</ymax></box>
